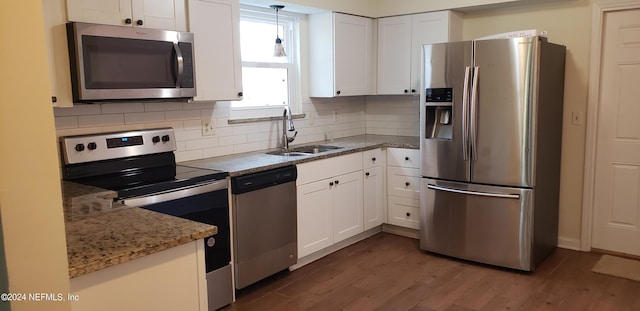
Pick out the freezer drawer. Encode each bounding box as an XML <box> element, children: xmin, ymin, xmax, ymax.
<box><xmin>419</xmin><ymin>178</ymin><xmax>534</xmax><ymax>270</ymax></box>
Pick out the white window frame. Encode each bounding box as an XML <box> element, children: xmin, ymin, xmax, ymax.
<box><xmin>230</xmin><ymin>6</ymin><xmax>301</xmax><ymax>120</ymax></box>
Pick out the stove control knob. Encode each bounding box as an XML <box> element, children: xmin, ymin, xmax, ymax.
<box><xmin>87</xmin><ymin>142</ymin><xmax>97</xmax><ymax>150</ymax></box>
<box><xmin>152</xmin><ymin>136</ymin><xmax>161</xmax><ymax>143</ymax></box>
<box><xmin>75</xmin><ymin>144</ymin><xmax>85</xmax><ymax>152</ymax></box>
<box><xmin>161</xmin><ymin>135</ymin><xmax>170</xmax><ymax>142</ymax></box>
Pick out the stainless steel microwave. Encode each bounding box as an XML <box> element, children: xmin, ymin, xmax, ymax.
<box><xmin>66</xmin><ymin>22</ymin><xmax>196</xmax><ymax>102</ymax></box>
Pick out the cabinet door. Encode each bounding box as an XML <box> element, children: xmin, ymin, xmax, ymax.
<box><xmin>363</xmin><ymin>166</ymin><xmax>384</xmax><ymax>231</ymax></box>
<box><xmin>377</xmin><ymin>16</ymin><xmax>412</xmax><ymax>95</ymax></box>
<box><xmin>43</xmin><ymin>0</ymin><xmax>73</xmax><ymax>107</ymax></box>
<box><xmin>297</xmin><ymin>179</ymin><xmax>333</xmax><ymax>258</ymax></box>
<box><xmin>67</xmin><ymin>0</ymin><xmax>130</xmax><ymax>26</ymax></box>
<box><xmin>333</xmin><ymin>13</ymin><xmax>373</xmax><ymax>96</ymax></box>
<box><xmin>410</xmin><ymin>11</ymin><xmax>456</xmax><ymax>92</ymax></box>
<box><xmin>332</xmin><ymin>171</ymin><xmax>363</xmax><ymax>243</ymax></box>
<box><xmin>188</xmin><ymin>0</ymin><xmax>243</xmax><ymax>101</ymax></box>
<box><xmin>133</xmin><ymin>0</ymin><xmax>187</xmax><ymax>31</ymax></box>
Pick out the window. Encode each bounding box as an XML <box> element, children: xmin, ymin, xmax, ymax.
<box><xmin>231</xmin><ymin>6</ymin><xmax>300</xmax><ymax>119</ymax></box>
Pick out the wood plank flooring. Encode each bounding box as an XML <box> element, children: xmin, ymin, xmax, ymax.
<box><xmin>223</xmin><ymin>233</ymin><xmax>640</xmax><ymax>310</ymax></box>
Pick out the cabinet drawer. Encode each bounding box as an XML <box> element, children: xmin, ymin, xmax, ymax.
<box><xmin>297</xmin><ymin>152</ymin><xmax>363</xmax><ymax>185</ymax></box>
<box><xmin>387</xmin><ymin>196</ymin><xmax>419</xmax><ymax>229</ymax></box>
<box><xmin>387</xmin><ymin>148</ymin><xmax>420</xmax><ymax>168</ymax></box>
<box><xmin>362</xmin><ymin>148</ymin><xmax>384</xmax><ymax>169</ymax></box>
<box><xmin>387</xmin><ymin>166</ymin><xmax>420</xmax><ymax>199</ymax></box>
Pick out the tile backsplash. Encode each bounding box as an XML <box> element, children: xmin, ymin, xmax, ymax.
<box><xmin>54</xmin><ymin>95</ymin><xmax>418</xmax><ymax>162</ymax></box>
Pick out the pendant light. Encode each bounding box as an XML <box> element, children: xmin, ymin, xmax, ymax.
<box><xmin>270</xmin><ymin>4</ymin><xmax>286</xmax><ymax>57</ymax></box>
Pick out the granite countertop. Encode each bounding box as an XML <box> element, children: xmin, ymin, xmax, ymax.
<box><xmin>62</xmin><ymin>134</ymin><xmax>416</xmax><ymax>278</ymax></box>
<box><xmin>62</xmin><ymin>181</ymin><xmax>218</xmax><ymax>278</ymax></box>
<box><xmin>179</xmin><ymin>134</ymin><xmax>419</xmax><ymax>176</ymax></box>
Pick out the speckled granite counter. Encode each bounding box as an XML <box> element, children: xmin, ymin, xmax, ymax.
<box><xmin>62</xmin><ymin>181</ymin><xmax>217</xmax><ymax>278</ymax></box>
<box><xmin>179</xmin><ymin>134</ymin><xmax>419</xmax><ymax>176</ymax></box>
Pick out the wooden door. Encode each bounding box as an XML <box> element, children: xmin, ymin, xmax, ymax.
<box><xmin>592</xmin><ymin>8</ymin><xmax>640</xmax><ymax>256</ymax></box>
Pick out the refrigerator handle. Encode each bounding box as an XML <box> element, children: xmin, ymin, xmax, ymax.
<box><xmin>470</xmin><ymin>66</ymin><xmax>479</xmax><ymax>160</ymax></box>
<box><xmin>427</xmin><ymin>184</ymin><xmax>520</xmax><ymax>199</ymax></box>
<box><xmin>462</xmin><ymin>66</ymin><xmax>471</xmax><ymax>161</ymax></box>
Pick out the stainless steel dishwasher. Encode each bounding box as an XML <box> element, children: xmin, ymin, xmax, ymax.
<box><xmin>230</xmin><ymin>165</ymin><xmax>297</xmax><ymax>289</ymax></box>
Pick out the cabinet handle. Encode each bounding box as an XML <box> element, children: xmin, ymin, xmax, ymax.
<box><xmin>237</xmin><ymin>91</ymin><xmax>243</xmax><ymax>97</ymax></box>
<box><xmin>336</xmin><ymin>90</ymin><xmax>341</xmax><ymax>95</ymax></box>
<box><xmin>406</xmin><ymin>212</ymin><xmax>411</xmax><ymax>217</ymax></box>
<box><xmin>371</xmin><ymin>157</ymin><xmax>376</xmax><ymax>162</ymax></box>
<box><xmin>404</xmin><ymin>89</ymin><xmax>409</xmax><ymax>94</ymax></box>
<box><xmin>329</xmin><ymin>181</ymin><xmax>334</xmax><ymax>186</ymax></box>
<box><xmin>136</xmin><ymin>19</ymin><xmax>144</xmax><ymax>26</ymax></box>
<box><xmin>405</xmin><ymin>156</ymin><xmax>409</xmax><ymax>161</ymax></box>
<box><xmin>365</xmin><ymin>172</ymin><xmax>370</xmax><ymax>177</ymax></box>
<box><xmin>405</xmin><ymin>182</ymin><xmax>410</xmax><ymax>187</ymax></box>
<box><xmin>124</xmin><ymin>18</ymin><xmax>132</xmax><ymax>24</ymax></box>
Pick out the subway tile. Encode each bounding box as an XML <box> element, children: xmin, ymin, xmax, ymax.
<box><xmin>55</xmin><ymin>116</ymin><xmax>78</xmax><ymax>129</ymax></box>
<box><xmin>185</xmin><ymin>138</ymin><xmax>219</xmax><ymax>150</ymax></box>
<box><xmin>101</xmin><ymin>102</ymin><xmax>144</xmax><ymax>114</ymax></box>
<box><xmin>54</xmin><ymin>104</ymin><xmax>101</xmax><ymax>116</ymax></box>
<box><xmin>165</xmin><ymin>109</ymin><xmax>201</xmax><ymax>120</ymax></box>
<box><xmin>175</xmin><ymin>149</ymin><xmax>203</xmax><ymax>162</ymax></box>
<box><xmin>202</xmin><ymin>145</ymin><xmax>234</xmax><ymax>158</ymax></box>
<box><xmin>144</xmin><ymin>101</ymin><xmax>183</xmax><ymax>112</ymax></box>
<box><xmin>219</xmin><ymin>134</ymin><xmax>247</xmax><ymax>146</ymax></box>
<box><xmin>124</xmin><ymin>111</ymin><xmax>165</xmax><ymax>124</ymax></box>
<box><xmin>78</xmin><ymin>114</ymin><xmax>124</xmax><ymax>127</ymax></box>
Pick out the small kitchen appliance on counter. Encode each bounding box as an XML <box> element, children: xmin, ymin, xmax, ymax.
<box><xmin>419</xmin><ymin>36</ymin><xmax>566</xmax><ymax>271</ymax></box>
<box><xmin>60</xmin><ymin>128</ymin><xmax>232</xmax><ymax>310</ymax></box>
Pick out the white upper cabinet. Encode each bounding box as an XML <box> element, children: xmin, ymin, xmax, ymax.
<box><xmin>67</xmin><ymin>0</ymin><xmax>187</xmax><ymax>31</ymax></box>
<box><xmin>377</xmin><ymin>11</ymin><xmax>462</xmax><ymax>95</ymax></box>
<box><xmin>309</xmin><ymin>12</ymin><xmax>374</xmax><ymax>97</ymax></box>
<box><xmin>187</xmin><ymin>0</ymin><xmax>243</xmax><ymax>101</ymax></box>
<box><xmin>43</xmin><ymin>0</ymin><xmax>73</xmax><ymax>107</ymax></box>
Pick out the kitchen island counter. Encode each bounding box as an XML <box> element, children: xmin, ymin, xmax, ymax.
<box><xmin>180</xmin><ymin>134</ymin><xmax>419</xmax><ymax>176</ymax></box>
<box><xmin>62</xmin><ymin>181</ymin><xmax>217</xmax><ymax>278</ymax></box>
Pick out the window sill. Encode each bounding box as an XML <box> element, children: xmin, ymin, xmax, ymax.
<box><xmin>228</xmin><ymin>113</ymin><xmax>306</xmax><ymax>125</ymax></box>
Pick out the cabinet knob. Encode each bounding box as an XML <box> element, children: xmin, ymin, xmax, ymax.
<box><xmin>405</xmin><ymin>182</ymin><xmax>410</xmax><ymax>187</ymax></box>
<box><xmin>124</xmin><ymin>18</ymin><xmax>132</xmax><ymax>24</ymax></box>
<box><xmin>237</xmin><ymin>91</ymin><xmax>243</xmax><ymax>97</ymax></box>
<box><xmin>365</xmin><ymin>172</ymin><xmax>370</xmax><ymax>177</ymax></box>
<box><xmin>336</xmin><ymin>90</ymin><xmax>341</xmax><ymax>95</ymax></box>
<box><xmin>411</xmin><ymin>89</ymin><xmax>416</xmax><ymax>93</ymax></box>
<box><xmin>406</xmin><ymin>212</ymin><xmax>411</xmax><ymax>217</ymax></box>
<box><xmin>329</xmin><ymin>181</ymin><xmax>334</xmax><ymax>186</ymax></box>
<box><xmin>404</xmin><ymin>89</ymin><xmax>409</xmax><ymax>94</ymax></box>
<box><xmin>136</xmin><ymin>19</ymin><xmax>144</xmax><ymax>26</ymax></box>
<box><xmin>371</xmin><ymin>157</ymin><xmax>376</xmax><ymax>162</ymax></box>
<box><xmin>335</xmin><ymin>180</ymin><xmax>339</xmax><ymax>185</ymax></box>
<box><xmin>405</xmin><ymin>156</ymin><xmax>409</xmax><ymax>161</ymax></box>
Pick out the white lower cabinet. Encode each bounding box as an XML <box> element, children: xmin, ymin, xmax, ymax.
<box><xmin>70</xmin><ymin>241</ymin><xmax>207</xmax><ymax>311</ymax></box>
<box><xmin>363</xmin><ymin>148</ymin><xmax>385</xmax><ymax>231</ymax></box>
<box><xmin>386</xmin><ymin>148</ymin><xmax>421</xmax><ymax>230</ymax></box>
<box><xmin>296</xmin><ymin>153</ymin><xmax>364</xmax><ymax>258</ymax></box>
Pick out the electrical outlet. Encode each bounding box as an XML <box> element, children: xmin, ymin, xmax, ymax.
<box><xmin>572</xmin><ymin>111</ymin><xmax>583</xmax><ymax>126</ymax></box>
<box><xmin>202</xmin><ymin>118</ymin><xmax>216</xmax><ymax>136</ymax></box>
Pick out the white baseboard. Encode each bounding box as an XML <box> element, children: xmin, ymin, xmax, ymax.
<box><xmin>557</xmin><ymin>236</ymin><xmax>582</xmax><ymax>251</ymax></box>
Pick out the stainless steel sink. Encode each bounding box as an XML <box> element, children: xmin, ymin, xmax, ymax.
<box><xmin>265</xmin><ymin>145</ymin><xmax>343</xmax><ymax>156</ymax></box>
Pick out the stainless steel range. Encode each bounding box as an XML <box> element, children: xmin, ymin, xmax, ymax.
<box><xmin>60</xmin><ymin>128</ymin><xmax>233</xmax><ymax>310</ymax></box>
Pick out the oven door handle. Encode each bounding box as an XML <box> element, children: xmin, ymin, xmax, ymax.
<box><xmin>122</xmin><ymin>179</ymin><xmax>228</xmax><ymax>207</ymax></box>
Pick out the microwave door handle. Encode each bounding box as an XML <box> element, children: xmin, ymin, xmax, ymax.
<box><xmin>173</xmin><ymin>42</ymin><xmax>184</xmax><ymax>87</ymax></box>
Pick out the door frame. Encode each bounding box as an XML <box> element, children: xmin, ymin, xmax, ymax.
<box><xmin>581</xmin><ymin>0</ymin><xmax>640</xmax><ymax>251</ymax></box>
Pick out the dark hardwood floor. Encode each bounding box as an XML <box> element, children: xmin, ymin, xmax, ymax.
<box><xmin>223</xmin><ymin>233</ymin><xmax>640</xmax><ymax>310</ymax></box>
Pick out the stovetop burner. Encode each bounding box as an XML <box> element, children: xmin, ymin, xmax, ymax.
<box><xmin>60</xmin><ymin>128</ymin><xmax>228</xmax><ymax>199</ymax></box>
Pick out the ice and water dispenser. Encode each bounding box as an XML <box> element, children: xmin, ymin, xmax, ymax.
<box><xmin>424</xmin><ymin>88</ymin><xmax>453</xmax><ymax>140</ymax></box>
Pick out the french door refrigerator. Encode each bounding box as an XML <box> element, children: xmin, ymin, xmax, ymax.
<box><xmin>419</xmin><ymin>36</ymin><xmax>566</xmax><ymax>271</ymax></box>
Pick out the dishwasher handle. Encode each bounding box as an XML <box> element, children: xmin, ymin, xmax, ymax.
<box><xmin>231</xmin><ymin>165</ymin><xmax>297</xmax><ymax>194</ymax></box>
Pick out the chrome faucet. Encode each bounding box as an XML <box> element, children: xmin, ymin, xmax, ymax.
<box><xmin>282</xmin><ymin>108</ymin><xmax>297</xmax><ymax>149</ymax></box>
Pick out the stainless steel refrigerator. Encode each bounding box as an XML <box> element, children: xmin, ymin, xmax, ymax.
<box><xmin>419</xmin><ymin>36</ymin><xmax>566</xmax><ymax>271</ymax></box>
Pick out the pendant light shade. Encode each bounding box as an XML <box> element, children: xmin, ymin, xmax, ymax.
<box><xmin>270</xmin><ymin>4</ymin><xmax>286</xmax><ymax>57</ymax></box>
